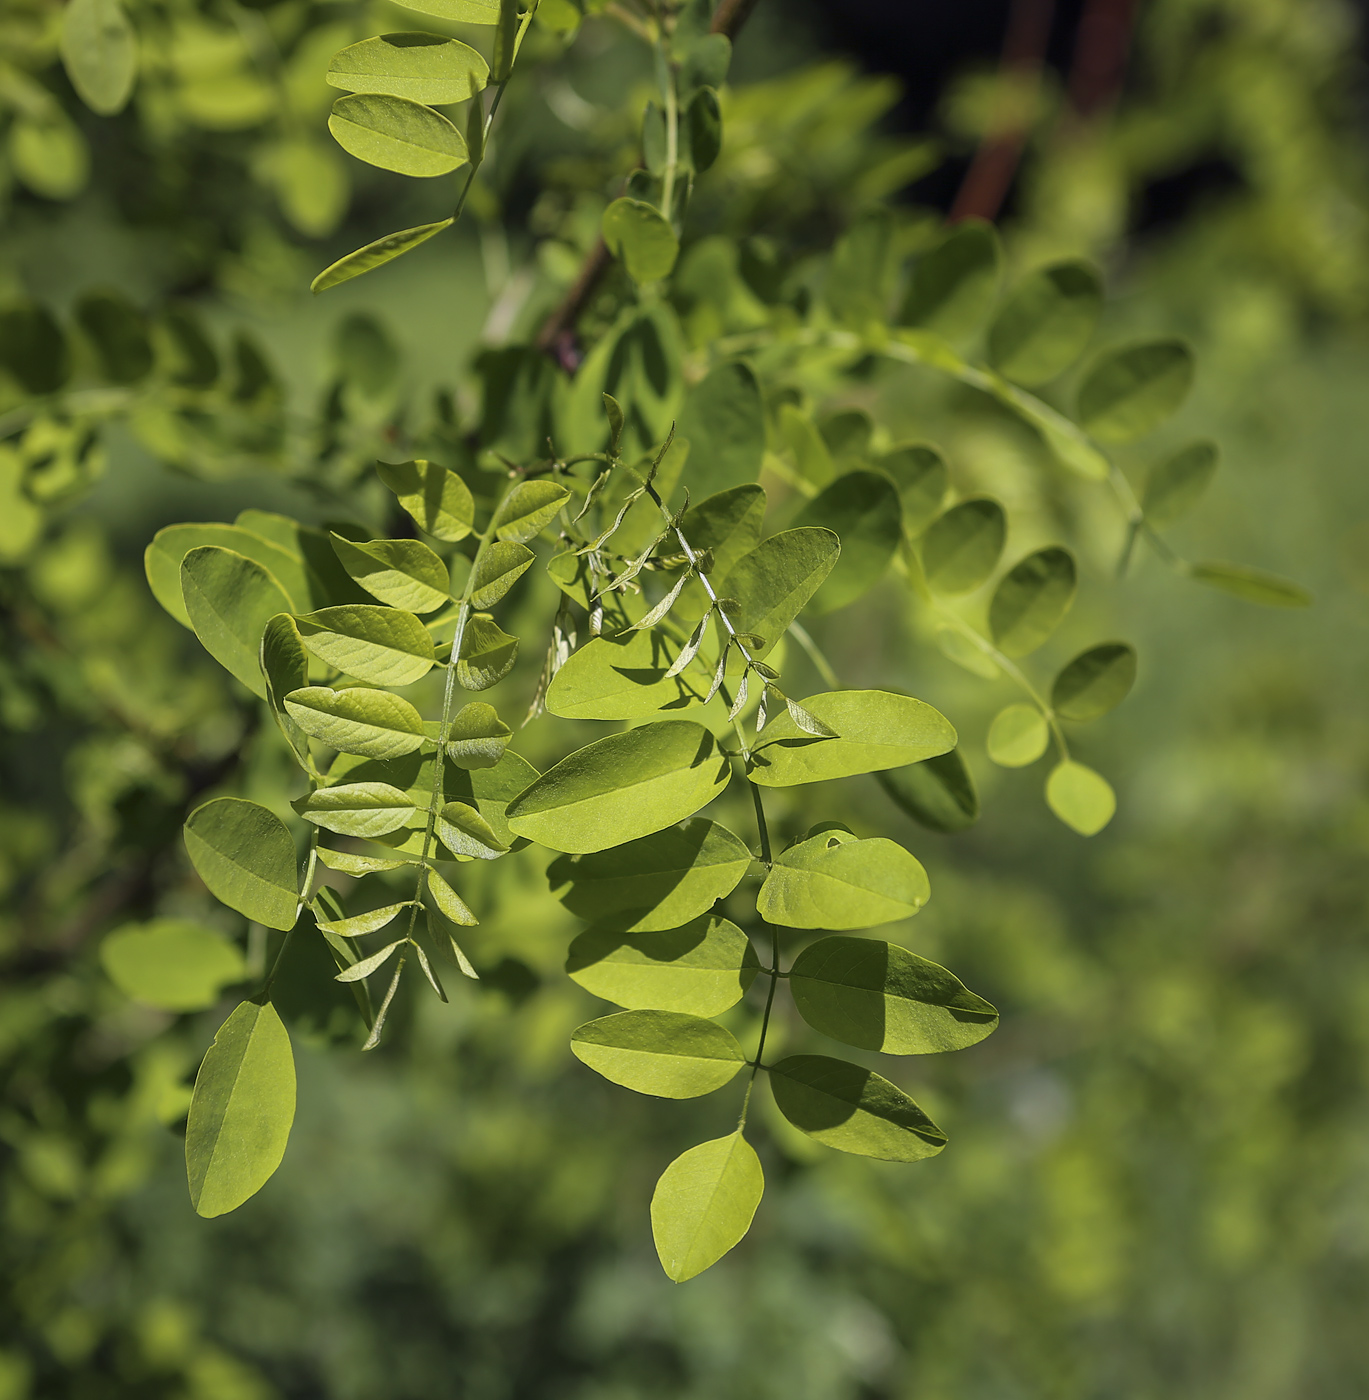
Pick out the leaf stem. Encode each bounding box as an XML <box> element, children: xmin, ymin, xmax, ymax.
<box><xmin>786</xmin><ymin>620</ymin><xmax>839</xmax><ymax>688</ymax></box>
<box><xmin>659</xmin><ymin>34</ymin><xmax>680</xmax><ymax>223</ymax></box>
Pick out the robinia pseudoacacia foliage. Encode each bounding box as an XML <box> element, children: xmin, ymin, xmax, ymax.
<box><xmin>56</xmin><ymin>0</ymin><xmax>1309</xmax><ymax>1280</ymax></box>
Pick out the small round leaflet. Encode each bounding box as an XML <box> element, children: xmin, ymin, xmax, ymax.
<box><xmin>986</xmin><ymin>704</ymin><xmax>1049</xmax><ymax>767</ymax></box>
<box><xmin>1046</xmin><ymin>761</ymin><xmax>1116</xmax><ymax>836</ymax></box>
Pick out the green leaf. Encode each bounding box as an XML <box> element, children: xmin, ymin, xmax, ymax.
<box><xmin>376</xmin><ymin>459</ymin><xmax>475</xmax><ymax>542</ymax></box>
<box><xmin>934</xmin><ymin>627</ymin><xmax>999</xmax><ymax>679</ymax></box>
<box><xmin>793</xmin><ymin>471</ymin><xmax>902</xmax><ymax>614</ymax></box>
<box><xmin>507</xmin><ymin>721</ymin><xmax>731</xmax><ymax>853</ymax></box>
<box><xmin>295</xmin><ymin>605</ymin><xmax>436</xmax><ymax>686</ymax></box>
<box><xmin>679</xmin><ymin>484</ymin><xmax>766</xmax><ymax>585</ymax></box>
<box><xmin>877</xmin><ymin>749</ymin><xmax>980</xmax><ymax>833</ymax></box>
<box><xmin>1077</xmin><ymin>340</ymin><xmax>1195</xmax><ymax>444</ymax></box>
<box><xmin>390</xmin><ymin>0</ymin><xmax>499</xmax><ymax>21</ymax></box>
<box><xmin>777</xmin><ymin>404</ymin><xmax>835</xmax><ymax>488</ymax></box>
<box><xmin>328</xmin><ymin>94</ymin><xmax>468</xmax><ymax>178</ymax></box>
<box><xmin>492</xmin><ymin>480</ymin><xmax>572</xmax><ymax>543</ymax></box>
<box><xmin>1051</xmin><ymin>643</ymin><xmax>1137</xmax><ymax>722</ymax></box>
<box><xmin>315</xmin><ymin>849</ymin><xmax>412</xmax><ymax>876</ymax></box>
<box><xmin>750</xmin><ymin>689</ymin><xmax>956</xmax><ymax>788</ymax></box>
<box><xmin>444</xmin><ymin>702</ymin><xmax>512</xmax><ymax>769</ymax></box>
<box><xmin>920</xmin><ymin>498</ymin><xmax>1007</xmax><ymax>594</ymax></box>
<box><xmin>677</xmin><ymin>366</ymin><xmax>766</xmax><ymax>500</ymax></box>
<box><xmin>1142</xmin><ymin>441</ymin><xmax>1219</xmax><ymax>529</ymax></box>
<box><xmin>717</xmin><ymin>528</ymin><xmax>840</xmax><ymax>657</ymax></box>
<box><xmin>101</xmin><ymin>920</ymin><xmax>245</xmax><ymax>1012</ymax></box>
<box><xmin>986</xmin><ymin>704</ymin><xmax>1049</xmax><ymax>767</ymax></box>
<box><xmin>570</xmin><ymin>1010</ymin><xmax>746</xmax><ymax>1097</ymax></box>
<box><xmin>547</xmin><ymin>818</ymin><xmax>752</xmax><ymax>931</ymax></box>
<box><xmin>292</xmin><ymin>782</ymin><xmax>416</xmax><ymax>837</ymax></box>
<box><xmin>0</xmin><ymin>302</ymin><xmax>69</xmax><ymax>394</ymax></box>
<box><xmin>326</xmin><ymin>33</ymin><xmax>489</xmax><ymax>105</ymax></box>
<box><xmin>456</xmin><ymin>614</ymin><xmax>519</xmax><ymax>690</ymax></box>
<box><xmin>330</xmin><ymin>534</ymin><xmax>451</xmax><ymax>614</ymax></box>
<box><xmin>1045</xmin><ymin>761</ymin><xmax>1116</xmax><ymax>835</ymax></box>
<box><xmin>826</xmin><ymin>208</ymin><xmax>896</xmax><ymax>328</ymax></box>
<box><xmin>988</xmin><ymin>546</ymin><xmax>1077</xmax><ymax>656</ymax></box>
<box><xmin>75</xmin><ymin>290</ymin><xmax>152</xmax><ymax>384</ymax></box>
<box><xmin>789</xmin><ymin>935</ymin><xmax>998</xmax><ymax>1054</ymax></box>
<box><xmin>651</xmin><ymin>1132</ymin><xmax>763</xmax><ymax>1282</ymax></box>
<box><xmin>567</xmin><ymin>916</ymin><xmax>759</xmax><ymax>1016</ymax></box>
<box><xmin>468</xmin><ymin>541</ymin><xmax>535</xmax><ymax>609</ymax></box>
<box><xmin>769</xmin><ymin>1055</ymin><xmax>946</xmax><ymax>1162</ymax></box>
<box><xmin>335</xmin><ymin>939</ymin><xmax>406</xmax><ymax>982</ymax></box>
<box><xmin>603</xmin><ymin>198</ymin><xmax>680</xmax><ymax>283</ymax></box>
<box><xmin>315</xmin><ymin>901</ymin><xmax>413</xmax><ymax>938</ymax></box>
<box><xmin>987</xmin><ymin>259</ymin><xmax>1103</xmax><ymax>385</ymax></box>
<box><xmin>680</xmin><ymin>32</ymin><xmax>731</xmax><ymax>92</ymax></box>
<box><xmin>284</xmin><ymin>686</ymin><xmax>426</xmax><ymax>760</ymax></box>
<box><xmin>183</xmin><ymin>798</ymin><xmax>299</xmax><ymax>931</ymax></box>
<box><xmin>146</xmin><ymin>524</ymin><xmax>312</xmax><ymax>626</ymax></box>
<box><xmin>260</xmin><ymin>613</ymin><xmax>308</xmax><ymax>714</ymax></box>
<box><xmin>876</xmin><ymin>444</ymin><xmax>948</xmax><ymax>535</ymax></box>
<box><xmin>436</xmin><ymin>800</ymin><xmax>508</xmax><ymax>860</ymax></box>
<box><xmin>233</xmin><ymin>512</ymin><xmax>366</xmax><ymax>610</ymax></box>
<box><xmin>901</xmin><ymin>219</ymin><xmax>1003</xmax><ymax>340</ymax></box>
<box><xmin>1188</xmin><ymin>561</ymin><xmax>1312</xmax><ymax>609</ymax></box>
<box><xmin>686</xmin><ymin>86</ymin><xmax>722</xmax><ymax>172</ymax></box>
<box><xmin>426</xmin><ymin>868</ymin><xmax>478</xmax><ymax>926</ymax></box>
<box><xmin>60</xmin><ymin>0</ymin><xmax>137</xmax><ymax>116</ymax></box>
<box><xmin>546</xmin><ymin>628</ymin><xmax>709</xmax><ymax>720</ymax></box>
<box><xmin>311</xmin><ymin>219</ymin><xmax>455</xmax><ymax>294</ymax></box>
<box><xmin>186</xmin><ymin>1001</ymin><xmax>295</xmax><ymax>1218</ymax></box>
<box><xmin>181</xmin><ymin>547</ymin><xmax>295</xmax><ymax>699</ymax></box>
<box><xmin>758</xmin><ymin>831</ymin><xmax>930</xmax><ymax>929</ymax></box>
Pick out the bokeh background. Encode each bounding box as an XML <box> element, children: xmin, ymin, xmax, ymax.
<box><xmin>3</xmin><ymin>0</ymin><xmax>1369</xmax><ymax>1395</ymax></box>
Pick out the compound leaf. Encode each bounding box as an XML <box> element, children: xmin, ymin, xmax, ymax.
<box><xmin>444</xmin><ymin>702</ymin><xmax>512</xmax><ymax>768</ymax></box>
<box><xmin>988</xmin><ymin>546</ymin><xmax>1077</xmax><ymax>657</ymax></box>
<box><xmin>330</xmin><ymin>534</ymin><xmax>451</xmax><ymax>614</ymax></box>
<box><xmin>1051</xmin><ymin>643</ymin><xmax>1137</xmax><ymax>722</ymax></box>
<box><xmin>184</xmin><ymin>798</ymin><xmax>298</xmax><ymax>931</ymax></box>
<box><xmin>789</xmin><ymin>935</ymin><xmax>998</xmax><ymax>1054</ymax></box>
<box><xmin>376</xmin><ymin>458</ymin><xmax>475</xmax><ymax>541</ymax></box>
<box><xmin>456</xmin><ymin>614</ymin><xmax>519</xmax><ymax>690</ymax></box>
<box><xmin>651</xmin><ymin>1132</ymin><xmax>763</xmax><ymax>1282</ymax></box>
<box><xmin>492</xmin><ymin>481</ymin><xmax>571</xmax><ymax>543</ymax></box>
<box><xmin>181</xmin><ymin>547</ymin><xmax>294</xmax><ymax>699</ymax></box>
<box><xmin>717</xmin><ymin>528</ymin><xmax>840</xmax><ymax>657</ymax></box>
<box><xmin>1045</xmin><ymin>761</ymin><xmax>1116</xmax><ymax>836</ymax></box>
<box><xmin>1143</xmin><ymin>441</ymin><xmax>1219</xmax><ymax>529</ymax></box>
<box><xmin>566</xmin><ymin>916</ymin><xmax>759</xmax><ymax>1016</ymax></box>
<box><xmin>793</xmin><ymin>471</ymin><xmax>902</xmax><ymax>613</ymax></box>
<box><xmin>506</xmin><ymin>721</ymin><xmax>731</xmax><ymax>853</ymax></box>
<box><xmin>295</xmin><ymin>605</ymin><xmax>436</xmax><ymax>687</ymax></box>
<box><xmin>757</xmin><ymin>831</ymin><xmax>930</xmax><ymax>929</ymax></box>
<box><xmin>326</xmin><ymin>33</ymin><xmax>489</xmax><ymax>105</ymax></box>
<box><xmin>769</xmin><ymin>1054</ymin><xmax>946</xmax><ymax>1162</ymax></box>
<box><xmin>603</xmin><ymin>198</ymin><xmax>680</xmax><ymax>283</ymax></box>
<box><xmin>284</xmin><ymin>686</ymin><xmax>426</xmax><ymax>760</ymax></box>
<box><xmin>547</xmin><ymin>818</ymin><xmax>751</xmax><ymax>930</ymax></box>
<box><xmin>1077</xmin><ymin>339</ymin><xmax>1194</xmax><ymax>444</ymax></box>
<box><xmin>986</xmin><ymin>704</ymin><xmax>1049</xmax><ymax>767</ymax></box>
<box><xmin>292</xmin><ymin>782</ymin><xmax>416</xmax><ymax>837</ymax></box>
<box><xmin>1188</xmin><ymin>561</ymin><xmax>1312</xmax><ymax>609</ymax></box>
<box><xmin>750</xmin><ymin>689</ymin><xmax>956</xmax><ymax>787</ymax></box>
<box><xmin>921</xmin><ymin>498</ymin><xmax>1006</xmax><ymax>595</ymax></box>
<box><xmin>901</xmin><ymin>219</ymin><xmax>1002</xmax><ymax>339</ymax></box>
<box><xmin>101</xmin><ymin>920</ymin><xmax>245</xmax><ymax>1012</ymax></box>
<box><xmin>877</xmin><ymin>749</ymin><xmax>980</xmax><ymax>833</ymax></box>
<box><xmin>987</xmin><ymin>259</ymin><xmax>1103</xmax><ymax>385</ymax></box>
<box><xmin>328</xmin><ymin>94</ymin><xmax>468</xmax><ymax>178</ymax></box>
<box><xmin>186</xmin><ymin>1001</ymin><xmax>295</xmax><ymax>1218</ymax></box>
<box><xmin>570</xmin><ymin>1010</ymin><xmax>746</xmax><ymax>1098</ymax></box>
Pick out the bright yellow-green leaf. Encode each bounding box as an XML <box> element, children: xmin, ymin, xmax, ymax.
<box><xmin>443</xmin><ymin>702</ymin><xmax>512</xmax><ymax>769</ymax></box>
<box><xmin>456</xmin><ymin>614</ymin><xmax>519</xmax><ymax>691</ymax></box>
<box><xmin>284</xmin><ymin>686</ymin><xmax>426</xmax><ymax>759</ymax></box>
<box><xmin>328</xmin><ymin>93</ymin><xmax>468</xmax><ymax>178</ymax></box>
<box><xmin>757</xmin><ymin>831</ymin><xmax>930</xmax><ymax>929</ymax></box>
<box><xmin>183</xmin><ymin>798</ymin><xmax>299</xmax><ymax>931</ymax></box>
<box><xmin>546</xmin><ymin>628</ymin><xmax>709</xmax><ymax>720</ymax></box>
<box><xmin>326</xmin><ymin>33</ymin><xmax>489</xmax><ymax>105</ymax></box>
<box><xmin>986</xmin><ymin>704</ymin><xmax>1049</xmax><ymax>767</ymax></box>
<box><xmin>603</xmin><ymin>198</ymin><xmax>680</xmax><ymax>283</ymax></box>
<box><xmin>295</xmin><ymin>605</ymin><xmax>436</xmax><ymax>686</ymax></box>
<box><xmin>181</xmin><ymin>547</ymin><xmax>295</xmax><ymax>698</ymax></box>
<box><xmin>570</xmin><ymin>1010</ymin><xmax>746</xmax><ymax>1097</ymax></box>
<box><xmin>717</xmin><ymin>528</ymin><xmax>840</xmax><ymax>657</ymax></box>
<box><xmin>311</xmin><ymin>219</ymin><xmax>454</xmax><ymax>294</ymax></box>
<box><xmin>60</xmin><ymin>0</ymin><xmax>138</xmax><ymax>115</ymax></box>
<box><xmin>651</xmin><ymin>1132</ymin><xmax>763</xmax><ymax>1282</ymax></box>
<box><xmin>330</xmin><ymin>534</ymin><xmax>451</xmax><ymax>614</ymax></box>
<box><xmin>1045</xmin><ymin>760</ymin><xmax>1116</xmax><ymax>835</ymax></box>
<box><xmin>292</xmin><ymin>782</ymin><xmax>416</xmax><ymax>837</ymax></box>
<box><xmin>101</xmin><ymin>920</ymin><xmax>245</xmax><ymax>1012</ymax></box>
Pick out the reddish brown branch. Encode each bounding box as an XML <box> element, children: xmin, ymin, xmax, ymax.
<box><xmin>950</xmin><ymin>0</ymin><xmax>1056</xmax><ymax>224</ymax></box>
<box><xmin>1068</xmin><ymin>0</ymin><xmax>1141</xmax><ymax>119</ymax></box>
<box><xmin>534</xmin><ymin>0</ymin><xmax>764</xmax><ymax>366</ymax></box>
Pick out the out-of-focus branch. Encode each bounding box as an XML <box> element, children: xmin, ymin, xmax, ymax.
<box><xmin>1067</xmin><ymin>0</ymin><xmax>1141</xmax><ymax>119</ymax></box>
<box><xmin>535</xmin><ymin>0</ymin><xmax>764</xmax><ymax>367</ymax></box>
<box><xmin>950</xmin><ymin>0</ymin><xmax>1056</xmax><ymax>223</ymax></box>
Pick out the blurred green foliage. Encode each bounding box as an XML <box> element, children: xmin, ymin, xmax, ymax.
<box><xmin>2</xmin><ymin>0</ymin><xmax>1367</xmax><ymax>1394</ymax></box>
